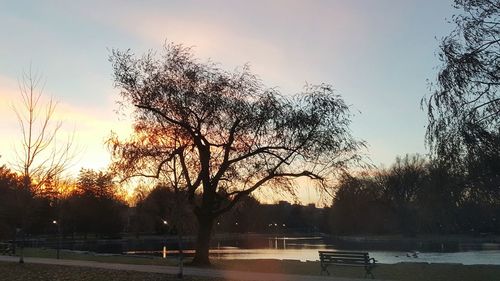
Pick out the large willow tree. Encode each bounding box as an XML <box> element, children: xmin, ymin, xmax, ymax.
<box><xmin>108</xmin><ymin>43</ymin><xmax>363</xmax><ymax>265</ymax></box>
<box><xmin>424</xmin><ymin>0</ymin><xmax>500</xmax><ymax>205</ymax></box>
<box><xmin>425</xmin><ymin>0</ymin><xmax>500</xmax><ymax>163</ymax></box>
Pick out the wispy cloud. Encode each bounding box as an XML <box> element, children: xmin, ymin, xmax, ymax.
<box><xmin>63</xmin><ymin>1</ymin><xmax>388</xmax><ymax>91</ymax></box>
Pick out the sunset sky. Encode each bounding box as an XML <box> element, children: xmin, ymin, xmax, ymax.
<box><xmin>0</xmin><ymin>1</ymin><xmax>457</xmax><ymax>203</ymax></box>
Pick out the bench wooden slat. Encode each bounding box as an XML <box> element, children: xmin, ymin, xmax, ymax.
<box><xmin>323</xmin><ymin>258</ymin><xmax>366</xmax><ymax>262</ymax></box>
<box><xmin>319</xmin><ymin>251</ymin><xmax>367</xmax><ymax>254</ymax></box>
<box><xmin>324</xmin><ymin>263</ymin><xmax>366</xmax><ymax>266</ymax></box>
<box><xmin>323</xmin><ymin>259</ymin><xmax>366</xmax><ymax>262</ymax></box>
<box><xmin>323</xmin><ymin>256</ymin><xmax>367</xmax><ymax>259</ymax></box>
<box><xmin>322</xmin><ymin>262</ymin><xmax>367</xmax><ymax>266</ymax></box>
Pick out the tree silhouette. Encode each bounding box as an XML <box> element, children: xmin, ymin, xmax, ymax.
<box><xmin>424</xmin><ymin>0</ymin><xmax>500</xmax><ymax>164</ymax></box>
<box><xmin>11</xmin><ymin>68</ymin><xmax>76</xmax><ymax>262</ymax></box>
<box><xmin>108</xmin><ymin>43</ymin><xmax>364</xmax><ymax>265</ymax></box>
<box><xmin>424</xmin><ymin>1</ymin><xmax>500</xmax><ymax>223</ymax></box>
<box><xmin>11</xmin><ymin>68</ymin><xmax>77</xmax><ymax>195</ymax></box>
<box><xmin>62</xmin><ymin>169</ymin><xmax>126</xmax><ymax>238</ymax></box>
<box><xmin>0</xmin><ymin>166</ymin><xmax>25</xmax><ymax>239</ymax></box>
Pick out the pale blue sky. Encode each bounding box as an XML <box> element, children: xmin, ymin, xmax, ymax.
<box><xmin>0</xmin><ymin>0</ymin><xmax>456</xmax><ymax>177</ymax></box>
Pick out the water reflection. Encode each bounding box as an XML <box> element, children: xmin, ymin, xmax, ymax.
<box><xmin>209</xmin><ymin>236</ymin><xmax>500</xmax><ymax>265</ymax></box>
<box><xmin>125</xmin><ymin>236</ymin><xmax>500</xmax><ymax>265</ymax></box>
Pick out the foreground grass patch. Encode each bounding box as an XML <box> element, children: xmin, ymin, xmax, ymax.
<box><xmin>20</xmin><ymin>247</ymin><xmax>182</xmax><ymax>266</ymax></box>
<box><xmin>214</xmin><ymin>259</ymin><xmax>500</xmax><ymax>281</ymax></box>
<box><xmin>0</xmin><ymin>262</ymin><xmax>218</xmax><ymax>281</ymax></box>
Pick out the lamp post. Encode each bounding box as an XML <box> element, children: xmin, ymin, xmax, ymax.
<box><xmin>17</xmin><ymin>228</ymin><xmax>24</xmax><ymax>264</ymax></box>
<box><xmin>268</xmin><ymin>223</ymin><xmax>279</xmax><ymax>248</ymax></box>
<box><xmin>52</xmin><ymin>220</ymin><xmax>61</xmax><ymax>259</ymax></box>
<box><xmin>162</xmin><ymin>220</ymin><xmax>168</xmax><ymax>259</ymax></box>
<box><xmin>216</xmin><ymin>221</ymin><xmax>221</xmax><ymax>250</ymax></box>
<box><xmin>274</xmin><ymin>223</ymin><xmax>278</xmax><ymax>248</ymax></box>
<box><xmin>282</xmin><ymin>224</ymin><xmax>286</xmax><ymax>249</ymax></box>
<box><xmin>163</xmin><ymin>219</ymin><xmax>183</xmax><ymax>279</ymax></box>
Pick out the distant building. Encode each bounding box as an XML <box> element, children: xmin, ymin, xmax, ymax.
<box><xmin>278</xmin><ymin>200</ymin><xmax>291</xmax><ymax>207</ymax></box>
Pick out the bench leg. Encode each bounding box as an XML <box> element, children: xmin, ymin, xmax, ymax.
<box><xmin>320</xmin><ymin>265</ymin><xmax>330</xmax><ymax>276</ymax></box>
<box><xmin>365</xmin><ymin>266</ymin><xmax>375</xmax><ymax>279</ymax></box>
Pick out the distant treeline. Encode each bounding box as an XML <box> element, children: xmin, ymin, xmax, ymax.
<box><xmin>0</xmin><ymin>165</ymin><xmax>327</xmax><ymax>239</ymax></box>
<box><xmin>331</xmin><ymin>154</ymin><xmax>499</xmax><ymax>235</ymax></box>
<box><xmin>131</xmin><ymin>189</ymin><xmax>328</xmax><ymax>236</ymax></box>
<box><xmin>1</xmin><ymin>152</ymin><xmax>498</xmax><ymax>240</ymax></box>
<box><xmin>0</xmin><ymin>168</ymin><xmax>127</xmax><ymax>240</ymax></box>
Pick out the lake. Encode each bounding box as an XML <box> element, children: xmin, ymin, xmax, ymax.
<box><xmin>124</xmin><ymin>235</ymin><xmax>500</xmax><ymax>265</ymax></box>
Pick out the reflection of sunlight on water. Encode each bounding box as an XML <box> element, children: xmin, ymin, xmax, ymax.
<box><xmin>125</xmin><ymin>236</ymin><xmax>500</xmax><ymax>265</ymax></box>
<box><xmin>210</xmin><ymin>237</ymin><xmax>500</xmax><ymax>265</ymax></box>
<box><xmin>210</xmin><ymin>248</ymin><xmax>500</xmax><ymax>265</ymax></box>
<box><xmin>126</xmin><ymin>247</ymin><xmax>500</xmax><ymax>265</ymax></box>
<box><xmin>213</xmin><ymin>248</ymin><xmax>323</xmax><ymax>261</ymax></box>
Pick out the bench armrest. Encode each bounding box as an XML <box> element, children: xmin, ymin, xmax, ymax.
<box><xmin>368</xmin><ymin>257</ymin><xmax>377</xmax><ymax>264</ymax></box>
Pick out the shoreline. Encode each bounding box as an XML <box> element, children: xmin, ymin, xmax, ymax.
<box><xmin>331</xmin><ymin>234</ymin><xmax>500</xmax><ymax>243</ymax></box>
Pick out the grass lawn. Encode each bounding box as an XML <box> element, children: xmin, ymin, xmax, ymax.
<box><xmin>214</xmin><ymin>259</ymin><xmax>500</xmax><ymax>281</ymax></box>
<box><xmin>0</xmin><ymin>262</ymin><xmax>220</xmax><ymax>281</ymax></box>
<box><xmin>20</xmin><ymin>247</ymin><xmax>180</xmax><ymax>266</ymax></box>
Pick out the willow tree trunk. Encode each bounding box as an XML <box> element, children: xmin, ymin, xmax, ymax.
<box><xmin>191</xmin><ymin>215</ymin><xmax>214</xmax><ymax>265</ymax></box>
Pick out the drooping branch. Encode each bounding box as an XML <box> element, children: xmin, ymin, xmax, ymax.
<box><xmin>424</xmin><ymin>0</ymin><xmax>500</xmax><ymax>163</ymax></box>
<box><xmin>135</xmin><ymin>104</ymin><xmax>195</xmax><ymax>136</ymax></box>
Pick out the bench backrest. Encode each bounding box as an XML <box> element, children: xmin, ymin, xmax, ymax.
<box><xmin>319</xmin><ymin>251</ymin><xmax>369</xmax><ymax>265</ymax></box>
<box><xmin>0</xmin><ymin>242</ymin><xmax>13</xmax><ymax>255</ymax></box>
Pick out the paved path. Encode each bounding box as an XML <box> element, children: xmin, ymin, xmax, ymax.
<box><xmin>0</xmin><ymin>255</ymin><xmax>386</xmax><ymax>281</ymax></box>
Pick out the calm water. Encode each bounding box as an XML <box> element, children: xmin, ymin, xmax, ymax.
<box><xmin>125</xmin><ymin>236</ymin><xmax>500</xmax><ymax>265</ymax></box>
<box><xmin>209</xmin><ymin>246</ymin><xmax>500</xmax><ymax>265</ymax></box>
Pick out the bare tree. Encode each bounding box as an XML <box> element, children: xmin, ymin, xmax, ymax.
<box><xmin>12</xmin><ymin>68</ymin><xmax>76</xmax><ymax>194</ymax></box>
<box><xmin>108</xmin><ymin>43</ymin><xmax>364</xmax><ymax>265</ymax></box>
<box><xmin>11</xmin><ymin>68</ymin><xmax>76</xmax><ymax>262</ymax></box>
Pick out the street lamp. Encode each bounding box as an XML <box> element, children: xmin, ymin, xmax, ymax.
<box><xmin>281</xmin><ymin>224</ymin><xmax>286</xmax><ymax>249</ymax></box>
<box><xmin>268</xmin><ymin>223</ymin><xmax>279</xmax><ymax>248</ymax></box>
<box><xmin>17</xmin><ymin>228</ymin><xmax>24</xmax><ymax>264</ymax></box>
<box><xmin>216</xmin><ymin>222</ymin><xmax>221</xmax><ymax>250</ymax></box>
<box><xmin>161</xmin><ymin>219</ymin><xmax>168</xmax><ymax>258</ymax></box>
<box><xmin>52</xmin><ymin>220</ymin><xmax>61</xmax><ymax>259</ymax></box>
<box><xmin>163</xmin><ymin>218</ymin><xmax>183</xmax><ymax>279</ymax></box>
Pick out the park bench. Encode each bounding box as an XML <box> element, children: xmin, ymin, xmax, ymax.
<box><xmin>0</xmin><ymin>242</ymin><xmax>14</xmax><ymax>256</ymax></box>
<box><xmin>319</xmin><ymin>250</ymin><xmax>377</xmax><ymax>278</ymax></box>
